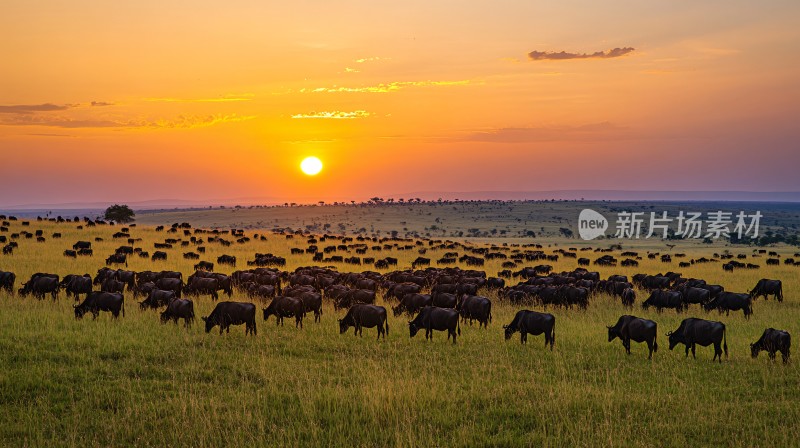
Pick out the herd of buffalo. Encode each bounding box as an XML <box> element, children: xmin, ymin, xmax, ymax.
<box><xmin>0</xmin><ymin>215</ymin><xmax>793</xmax><ymax>364</ymax></box>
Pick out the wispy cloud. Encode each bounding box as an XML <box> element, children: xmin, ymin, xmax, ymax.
<box><xmin>0</xmin><ymin>103</ymin><xmax>74</xmax><ymax>114</ymax></box>
<box><xmin>528</xmin><ymin>47</ymin><xmax>635</xmax><ymax>61</ymax></box>
<box><xmin>355</xmin><ymin>57</ymin><xmax>390</xmax><ymax>63</ymax></box>
<box><xmin>291</xmin><ymin>110</ymin><xmax>371</xmax><ymax>119</ymax></box>
<box><xmin>456</xmin><ymin>122</ymin><xmax>629</xmax><ymax>143</ymax></box>
<box><xmin>90</xmin><ymin>101</ymin><xmax>114</xmax><ymax>107</ymax></box>
<box><xmin>144</xmin><ymin>94</ymin><xmax>254</xmax><ymax>103</ymax></box>
<box><xmin>0</xmin><ymin>113</ymin><xmax>255</xmax><ymax>129</ymax></box>
<box><xmin>300</xmin><ymin>80</ymin><xmax>470</xmax><ymax>94</ymax></box>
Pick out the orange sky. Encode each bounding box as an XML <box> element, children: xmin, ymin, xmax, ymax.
<box><xmin>1</xmin><ymin>1</ymin><xmax>799</xmax><ymax>206</ymax></box>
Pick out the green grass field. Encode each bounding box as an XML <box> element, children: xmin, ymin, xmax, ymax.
<box><xmin>1</xmin><ymin>216</ymin><xmax>799</xmax><ymax>447</ymax></box>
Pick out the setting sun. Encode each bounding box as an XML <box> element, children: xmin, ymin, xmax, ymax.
<box><xmin>300</xmin><ymin>156</ymin><xmax>323</xmax><ymax>176</ymax></box>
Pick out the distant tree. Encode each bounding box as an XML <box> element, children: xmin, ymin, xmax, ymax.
<box><xmin>104</xmin><ymin>204</ymin><xmax>135</xmax><ymax>223</ymax></box>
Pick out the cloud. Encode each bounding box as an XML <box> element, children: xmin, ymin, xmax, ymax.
<box><xmin>291</xmin><ymin>110</ymin><xmax>371</xmax><ymax>119</ymax></box>
<box><xmin>91</xmin><ymin>101</ymin><xmax>114</xmax><ymax>107</ymax></box>
<box><xmin>0</xmin><ymin>113</ymin><xmax>255</xmax><ymax>129</ymax></box>
<box><xmin>144</xmin><ymin>94</ymin><xmax>254</xmax><ymax>103</ymax></box>
<box><xmin>0</xmin><ymin>103</ymin><xmax>74</xmax><ymax>114</ymax></box>
<box><xmin>300</xmin><ymin>80</ymin><xmax>470</xmax><ymax>94</ymax></box>
<box><xmin>355</xmin><ymin>57</ymin><xmax>390</xmax><ymax>63</ymax></box>
<box><xmin>528</xmin><ymin>47</ymin><xmax>635</xmax><ymax>61</ymax></box>
<box><xmin>456</xmin><ymin>122</ymin><xmax>629</xmax><ymax>143</ymax></box>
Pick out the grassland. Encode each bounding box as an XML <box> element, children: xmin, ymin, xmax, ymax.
<box><xmin>1</xmin><ymin>214</ymin><xmax>799</xmax><ymax>447</ymax></box>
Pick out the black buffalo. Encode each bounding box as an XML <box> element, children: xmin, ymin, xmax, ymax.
<box><xmin>503</xmin><ymin>310</ymin><xmax>555</xmax><ymax>348</ymax></box>
<box><xmin>668</xmin><ymin>318</ymin><xmax>727</xmax><ymax>362</ymax></box>
<box><xmin>160</xmin><ymin>299</ymin><xmax>195</xmax><ymax>327</ymax></box>
<box><xmin>749</xmin><ymin>279</ymin><xmax>783</xmax><ymax>302</ymax></box>
<box><xmin>202</xmin><ymin>301</ymin><xmax>256</xmax><ymax>335</ymax></box>
<box><xmin>408</xmin><ymin>306</ymin><xmax>461</xmax><ymax>343</ymax></box>
<box><xmin>63</xmin><ymin>274</ymin><xmax>92</xmax><ymax>300</ymax></box>
<box><xmin>393</xmin><ymin>293</ymin><xmax>432</xmax><ymax>317</ymax></box>
<box><xmin>0</xmin><ymin>270</ymin><xmax>15</xmax><ymax>295</ymax></box>
<box><xmin>19</xmin><ymin>276</ymin><xmax>60</xmax><ymax>300</ymax></box>
<box><xmin>456</xmin><ymin>295</ymin><xmax>492</xmax><ymax>328</ymax></box>
<box><xmin>642</xmin><ymin>290</ymin><xmax>684</xmax><ymax>313</ymax></box>
<box><xmin>607</xmin><ymin>315</ymin><xmax>658</xmax><ymax>359</ymax></box>
<box><xmin>74</xmin><ymin>292</ymin><xmax>125</xmax><ymax>319</ymax></box>
<box><xmin>140</xmin><ymin>289</ymin><xmax>176</xmax><ymax>310</ymax></box>
<box><xmin>339</xmin><ymin>304</ymin><xmax>389</xmax><ymax>340</ymax></box>
<box><xmin>263</xmin><ymin>296</ymin><xmax>306</xmax><ymax>328</ymax></box>
<box><xmin>621</xmin><ymin>288</ymin><xmax>636</xmax><ymax>308</ymax></box>
<box><xmin>751</xmin><ymin>328</ymin><xmax>791</xmax><ymax>363</ymax></box>
<box><xmin>704</xmin><ymin>292</ymin><xmax>753</xmax><ymax>319</ymax></box>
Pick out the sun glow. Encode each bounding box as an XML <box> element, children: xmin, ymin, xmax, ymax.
<box><xmin>300</xmin><ymin>156</ymin><xmax>323</xmax><ymax>175</ymax></box>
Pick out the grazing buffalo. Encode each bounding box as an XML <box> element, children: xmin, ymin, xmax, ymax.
<box><xmin>704</xmin><ymin>292</ymin><xmax>753</xmax><ymax>319</ymax></box>
<box><xmin>0</xmin><ymin>270</ymin><xmax>16</xmax><ymax>295</ymax></box>
<box><xmin>74</xmin><ymin>292</ymin><xmax>125</xmax><ymax>319</ymax></box>
<box><xmin>393</xmin><ymin>293</ymin><xmax>432</xmax><ymax>317</ymax></box>
<box><xmin>607</xmin><ymin>315</ymin><xmax>658</xmax><ymax>359</ymax></box>
<box><xmin>408</xmin><ymin>306</ymin><xmax>461</xmax><ymax>343</ymax></box>
<box><xmin>63</xmin><ymin>274</ymin><xmax>92</xmax><ymax>300</ymax></box>
<box><xmin>431</xmin><ymin>292</ymin><xmax>457</xmax><ymax>308</ymax></box>
<box><xmin>217</xmin><ymin>254</ymin><xmax>237</xmax><ymax>267</ymax></box>
<box><xmin>750</xmin><ymin>279</ymin><xmax>783</xmax><ymax>302</ymax></box>
<box><xmin>263</xmin><ymin>296</ymin><xmax>306</xmax><ymax>328</ymax></box>
<box><xmin>334</xmin><ymin>289</ymin><xmax>376</xmax><ymax>310</ymax></box>
<box><xmin>675</xmin><ymin>285</ymin><xmax>711</xmax><ymax>307</ymax></box>
<box><xmin>72</xmin><ymin>241</ymin><xmax>91</xmax><ymax>250</ymax></box>
<box><xmin>202</xmin><ymin>301</ymin><xmax>257</xmax><ymax>335</ymax></box>
<box><xmin>503</xmin><ymin>310</ymin><xmax>555</xmax><ymax>348</ymax></box>
<box><xmin>184</xmin><ymin>277</ymin><xmax>219</xmax><ymax>300</ymax></box>
<box><xmin>155</xmin><ymin>277</ymin><xmax>182</xmax><ymax>298</ymax></box>
<box><xmin>642</xmin><ymin>290</ymin><xmax>684</xmax><ymax>313</ymax></box>
<box><xmin>194</xmin><ymin>261</ymin><xmax>214</xmax><ymax>271</ymax></box>
<box><xmin>105</xmin><ymin>253</ymin><xmax>127</xmax><ymax>267</ymax></box>
<box><xmin>456</xmin><ymin>295</ymin><xmax>492</xmax><ymax>328</ymax></box>
<box><xmin>751</xmin><ymin>328</ymin><xmax>791</xmax><ymax>363</ymax></box>
<box><xmin>101</xmin><ymin>278</ymin><xmax>126</xmax><ymax>294</ymax></box>
<box><xmin>621</xmin><ymin>288</ymin><xmax>636</xmax><ymax>308</ymax></box>
<box><xmin>668</xmin><ymin>318</ymin><xmax>727</xmax><ymax>362</ymax></box>
<box><xmin>151</xmin><ymin>251</ymin><xmax>168</xmax><ymax>261</ymax></box>
<box><xmin>160</xmin><ymin>299</ymin><xmax>195</xmax><ymax>327</ymax></box>
<box><xmin>64</xmin><ymin>249</ymin><xmax>77</xmax><ymax>258</ymax></box>
<box><xmin>140</xmin><ymin>289</ymin><xmax>176</xmax><ymax>310</ymax></box>
<box><xmin>339</xmin><ymin>304</ymin><xmax>389</xmax><ymax>340</ymax></box>
<box><xmin>19</xmin><ymin>276</ymin><xmax>60</xmax><ymax>300</ymax></box>
<box><xmin>293</xmin><ymin>291</ymin><xmax>322</xmax><ymax>323</ymax></box>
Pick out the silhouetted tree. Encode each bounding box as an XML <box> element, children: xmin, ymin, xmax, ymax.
<box><xmin>104</xmin><ymin>204</ymin><xmax>135</xmax><ymax>223</ymax></box>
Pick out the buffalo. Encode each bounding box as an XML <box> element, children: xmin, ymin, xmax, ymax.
<box><xmin>393</xmin><ymin>293</ymin><xmax>432</xmax><ymax>317</ymax></box>
<box><xmin>668</xmin><ymin>318</ymin><xmax>727</xmax><ymax>362</ymax></box>
<box><xmin>339</xmin><ymin>304</ymin><xmax>389</xmax><ymax>339</ymax></box>
<box><xmin>262</xmin><ymin>296</ymin><xmax>306</xmax><ymax>328</ymax></box>
<box><xmin>74</xmin><ymin>292</ymin><xmax>125</xmax><ymax>319</ymax></box>
<box><xmin>160</xmin><ymin>299</ymin><xmax>195</xmax><ymax>327</ymax></box>
<box><xmin>0</xmin><ymin>271</ymin><xmax>16</xmax><ymax>295</ymax></box>
<box><xmin>642</xmin><ymin>290</ymin><xmax>684</xmax><ymax>313</ymax></box>
<box><xmin>140</xmin><ymin>289</ymin><xmax>176</xmax><ymax>310</ymax></box>
<box><xmin>202</xmin><ymin>301</ymin><xmax>257</xmax><ymax>335</ymax></box>
<box><xmin>19</xmin><ymin>276</ymin><xmax>60</xmax><ymax>300</ymax></box>
<box><xmin>750</xmin><ymin>279</ymin><xmax>783</xmax><ymax>302</ymax></box>
<box><xmin>408</xmin><ymin>306</ymin><xmax>461</xmax><ymax>343</ymax></box>
<box><xmin>503</xmin><ymin>310</ymin><xmax>555</xmax><ymax>348</ymax></box>
<box><xmin>704</xmin><ymin>292</ymin><xmax>753</xmax><ymax>319</ymax></box>
<box><xmin>751</xmin><ymin>328</ymin><xmax>791</xmax><ymax>363</ymax></box>
<box><xmin>456</xmin><ymin>295</ymin><xmax>492</xmax><ymax>328</ymax></box>
<box><xmin>607</xmin><ymin>315</ymin><xmax>658</xmax><ymax>359</ymax></box>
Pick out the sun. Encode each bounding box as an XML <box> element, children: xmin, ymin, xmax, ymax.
<box><xmin>300</xmin><ymin>156</ymin><xmax>323</xmax><ymax>176</ymax></box>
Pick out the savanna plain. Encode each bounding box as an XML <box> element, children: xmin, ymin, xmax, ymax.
<box><xmin>1</xmin><ymin>202</ymin><xmax>799</xmax><ymax>447</ymax></box>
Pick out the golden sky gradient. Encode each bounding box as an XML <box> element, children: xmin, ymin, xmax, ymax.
<box><xmin>1</xmin><ymin>1</ymin><xmax>799</xmax><ymax>206</ymax></box>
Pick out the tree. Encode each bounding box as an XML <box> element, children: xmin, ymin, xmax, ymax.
<box><xmin>104</xmin><ymin>204</ymin><xmax>135</xmax><ymax>223</ymax></box>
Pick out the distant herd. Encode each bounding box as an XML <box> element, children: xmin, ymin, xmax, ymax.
<box><xmin>0</xmin><ymin>215</ymin><xmax>793</xmax><ymax>364</ymax></box>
